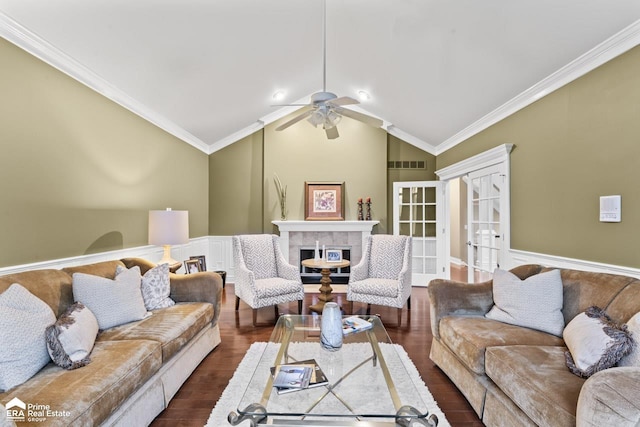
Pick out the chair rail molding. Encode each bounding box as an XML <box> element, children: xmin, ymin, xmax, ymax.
<box><xmin>510</xmin><ymin>249</ymin><xmax>640</xmax><ymax>279</ymax></box>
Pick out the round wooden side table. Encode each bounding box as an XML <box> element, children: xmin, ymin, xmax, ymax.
<box><xmin>301</xmin><ymin>258</ymin><xmax>350</xmax><ymax>314</ymax></box>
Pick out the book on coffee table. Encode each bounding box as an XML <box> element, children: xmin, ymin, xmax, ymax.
<box><xmin>342</xmin><ymin>316</ymin><xmax>373</xmax><ymax>335</ymax></box>
<box><xmin>272</xmin><ymin>364</ymin><xmax>312</xmax><ymax>391</ymax></box>
<box><xmin>271</xmin><ymin>359</ymin><xmax>328</xmax><ymax>394</ymax></box>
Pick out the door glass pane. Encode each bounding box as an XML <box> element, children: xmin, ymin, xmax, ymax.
<box><xmin>399</xmin><ymin>223</ymin><xmax>411</xmax><ymax>236</ymax></box>
<box><xmin>425</xmin><ymin>205</ymin><xmax>436</xmax><ymax>221</ymax></box>
<box><xmin>400</xmin><ymin>187</ymin><xmax>412</xmax><ymax>204</ymax></box>
<box><xmin>399</xmin><ymin>204</ymin><xmax>411</xmax><ymax>221</ymax></box>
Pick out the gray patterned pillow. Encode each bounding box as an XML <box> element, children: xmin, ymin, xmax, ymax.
<box><xmin>564</xmin><ymin>306</ymin><xmax>633</xmax><ymax>378</ymax></box>
<box><xmin>0</xmin><ymin>284</ymin><xmax>56</xmax><ymax>392</ymax></box>
<box><xmin>45</xmin><ymin>302</ymin><xmax>99</xmax><ymax>370</ymax></box>
<box><xmin>72</xmin><ymin>266</ymin><xmax>150</xmax><ymax>330</ymax></box>
<box><xmin>486</xmin><ymin>268</ymin><xmax>565</xmax><ymax>336</ymax></box>
<box><xmin>116</xmin><ymin>263</ymin><xmax>174</xmax><ymax>310</ymax></box>
<box><xmin>618</xmin><ymin>312</ymin><xmax>640</xmax><ymax>367</ymax></box>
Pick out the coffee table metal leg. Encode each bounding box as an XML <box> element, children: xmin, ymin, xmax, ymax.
<box><xmin>395</xmin><ymin>405</ymin><xmax>438</xmax><ymax>426</ymax></box>
<box><xmin>228</xmin><ymin>403</ymin><xmax>267</xmax><ymax>426</ymax></box>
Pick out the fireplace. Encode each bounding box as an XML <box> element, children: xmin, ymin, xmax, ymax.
<box><xmin>299</xmin><ymin>247</ymin><xmax>351</xmax><ymax>284</ymax></box>
<box><xmin>272</xmin><ymin>220</ymin><xmax>379</xmax><ymax>284</ymax></box>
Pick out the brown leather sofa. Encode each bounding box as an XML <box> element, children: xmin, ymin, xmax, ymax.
<box><xmin>0</xmin><ymin>258</ymin><xmax>222</xmax><ymax>426</ymax></box>
<box><xmin>428</xmin><ymin>265</ymin><xmax>640</xmax><ymax>426</ymax></box>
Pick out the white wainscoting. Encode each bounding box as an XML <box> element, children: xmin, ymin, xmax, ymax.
<box><xmin>0</xmin><ymin>236</ymin><xmax>237</xmax><ymax>281</ymax></box>
<box><xmin>3</xmin><ymin>238</ymin><xmax>638</xmax><ymax>283</ymax></box>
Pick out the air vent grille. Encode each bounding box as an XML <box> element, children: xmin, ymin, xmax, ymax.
<box><xmin>387</xmin><ymin>160</ymin><xmax>427</xmax><ymax>170</ymax></box>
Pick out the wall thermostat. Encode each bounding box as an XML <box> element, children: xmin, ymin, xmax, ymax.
<box><xmin>599</xmin><ymin>195</ymin><xmax>621</xmax><ymax>222</ymax></box>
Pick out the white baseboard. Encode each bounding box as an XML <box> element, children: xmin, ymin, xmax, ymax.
<box><xmin>509</xmin><ymin>249</ymin><xmax>640</xmax><ymax>279</ymax></box>
<box><xmin>449</xmin><ymin>257</ymin><xmax>466</xmax><ymax>267</ymax></box>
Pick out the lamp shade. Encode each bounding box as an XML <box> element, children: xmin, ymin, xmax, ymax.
<box><xmin>148</xmin><ymin>209</ymin><xmax>189</xmax><ymax>246</ymax></box>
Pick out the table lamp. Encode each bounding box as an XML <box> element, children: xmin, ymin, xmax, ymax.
<box><xmin>148</xmin><ymin>208</ymin><xmax>189</xmax><ymax>265</ymax></box>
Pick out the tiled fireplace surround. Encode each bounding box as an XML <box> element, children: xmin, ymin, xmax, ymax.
<box><xmin>271</xmin><ymin>221</ymin><xmax>379</xmax><ymax>270</ymax></box>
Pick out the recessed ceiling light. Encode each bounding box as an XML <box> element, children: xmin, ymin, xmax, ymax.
<box><xmin>357</xmin><ymin>90</ymin><xmax>371</xmax><ymax>101</ymax></box>
<box><xmin>272</xmin><ymin>91</ymin><xmax>285</xmax><ymax>101</ymax></box>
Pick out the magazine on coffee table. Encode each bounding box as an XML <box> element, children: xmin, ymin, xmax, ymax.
<box><xmin>271</xmin><ymin>359</ymin><xmax>328</xmax><ymax>394</ymax></box>
<box><xmin>342</xmin><ymin>316</ymin><xmax>373</xmax><ymax>335</ymax></box>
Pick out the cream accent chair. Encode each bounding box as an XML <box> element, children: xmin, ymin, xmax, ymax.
<box><xmin>347</xmin><ymin>235</ymin><xmax>412</xmax><ymax>326</ymax></box>
<box><xmin>232</xmin><ymin>234</ymin><xmax>304</xmax><ymax>325</ymax></box>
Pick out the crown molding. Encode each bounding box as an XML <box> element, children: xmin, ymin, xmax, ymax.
<box><xmin>205</xmin><ymin>120</ymin><xmax>266</xmax><ymax>155</ymax></box>
<box><xmin>0</xmin><ymin>11</ymin><xmax>211</xmax><ymax>154</ymax></box>
<box><xmin>436</xmin><ymin>19</ymin><xmax>640</xmax><ymax>156</ymax></box>
<box><xmin>385</xmin><ymin>125</ymin><xmax>437</xmax><ymax>155</ymax></box>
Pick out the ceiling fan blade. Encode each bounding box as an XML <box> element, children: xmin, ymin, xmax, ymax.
<box><xmin>275</xmin><ymin>109</ymin><xmax>314</xmax><ymax>131</ymax></box>
<box><xmin>271</xmin><ymin>104</ymin><xmax>310</xmax><ymax>107</ymax></box>
<box><xmin>328</xmin><ymin>96</ymin><xmax>359</xmax><ymax>106</ymax></box>
<box><xmin>334</xmin><ymin>107</ymin><xmax>383</xmax><ymax>128</ymax></box>
<box><xmin>325</xmin><ymin>126</ymin><xmax>339</xmax><ymax>139</ymax></box>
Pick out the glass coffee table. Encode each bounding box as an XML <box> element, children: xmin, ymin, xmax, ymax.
<box><xmin>228</xmin><ymin>315</ymin><xmax>439</xmax><ymax>426</ymax></box>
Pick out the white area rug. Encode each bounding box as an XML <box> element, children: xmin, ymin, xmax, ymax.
<box><xmin>206</xmin><ymin>341</ymin><xmax>450</xmax><ymax>426</ymax></box>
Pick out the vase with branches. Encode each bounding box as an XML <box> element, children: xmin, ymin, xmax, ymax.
<box><xmin>274</xmin><ymin>173</ymin><xmax>287</xmax><ymax>220</ymax></box>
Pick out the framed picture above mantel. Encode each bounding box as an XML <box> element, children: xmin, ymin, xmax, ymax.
<box><xmin>304</xmin><ymin>181</ymin><xmax>345</xmax><ymax>221</ymax></box>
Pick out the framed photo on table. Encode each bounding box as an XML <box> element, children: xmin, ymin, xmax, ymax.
<box><xmin>326</xmin><ymin>249</ymin><xmax>343</xmax><ymax>262</ymax></box>
<box><xmin>189</xmin><ymin>255</ymin><xmax>207</xmax><ymax>272</ymax></box>
<box><xmin>304</xmin><ymin>181</ymin><xmax>345</xmax><ymax>221</ymax></box>
<box><xmin>184</xmin><ymin>259</ymin><xmax>201</xmax><ymax>274</ymax></box>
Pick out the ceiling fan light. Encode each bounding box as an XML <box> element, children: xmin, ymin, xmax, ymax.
<box><xmin>308</xmin><ymin>110</ymin><xmax>325</xmax><ymax>127</ymax></box>
<box><xmin>326</xmin><ymin>110</ymin><xmax>341</xmax><ymax>127</ymax></box>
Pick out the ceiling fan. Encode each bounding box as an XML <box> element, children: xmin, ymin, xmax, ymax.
<box><xmin>274</xmin><ymin>0</ymin><xmax>383</xmax><ymax>140</ymax></box>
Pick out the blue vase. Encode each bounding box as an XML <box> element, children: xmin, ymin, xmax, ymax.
<box><xmin>320</xmin><ymin>302</ymin><xmax>343</xmax><ymax>351</ymax></box>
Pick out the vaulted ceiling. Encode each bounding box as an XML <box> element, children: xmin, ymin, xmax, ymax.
<box><xmin>2</xmin><ymin>1</ymin><xmax>640</xmax><ymax>155</ymax></box>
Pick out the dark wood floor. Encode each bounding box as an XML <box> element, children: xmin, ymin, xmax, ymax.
<box><xmin>151</xmin><ymin>267</ymin><xmax>484</xmax><ymax>427</ymax></box>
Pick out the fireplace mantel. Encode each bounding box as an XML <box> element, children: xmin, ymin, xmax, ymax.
<box><xmin>272</xmin><ymin>220</ymin><xmax>379</xmax><ymax>263</ymax></box>
<box><xmin>272</xmin><ymin>220</ymin><xmax>379</xmax><ymax>233</ymax></box>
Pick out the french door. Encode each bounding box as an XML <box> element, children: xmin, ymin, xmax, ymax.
<box><xmin>393</xmin><ymin>181</ymin><xmax>448</xmax><ymax>286</ymax></box>
<box><xmin>466</xmin><ymin>164</ymin><xmax>507</xmax><ymax>283</ymax></box>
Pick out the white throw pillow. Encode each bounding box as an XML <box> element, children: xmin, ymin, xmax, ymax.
<box><xmin>617</xmin><ymin>311</ymin><xmax>640</xmax><ymax>367</ymax></box>
<box><xmin>116</xmin><ymin>263</ymin><xmax>174</xmax><ymax>310</ymax></box>
<box><xmin>486</xmin><ymin>268</ymin><xmax>565</xmax><ymax>336</ymax></box>
<box><xmin>564</xmin><ymin>306</ymin><xmax>633</xmax><ymax>378</ymax></box>
<box><xmin>45</xmin><ymin>302</ymin><xmax>99</xmax><ymax>370</ymax></box>
<box><xmin>72</xmin><ymin>266</ymin><xmax>150</xmax><ymax>330</ymax></box>
<box><xmin>0</xmin><ymin>284</ymin><xmax>56</xmax><ymax>392</ymax></box>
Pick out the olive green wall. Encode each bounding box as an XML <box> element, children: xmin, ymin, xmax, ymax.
<box><xmin>263</xmin><ymin>113</ymin><xmax>388</xmax><ymax>233</ymax></box>
<box><xmin>386</xmin><ymin>135</ymin><xmax>437</xmax><ymax>232</ymax></box>
<box><xmin>209</xmin><ymin>131</ymin><xmax>264</xmax><ymax>235</ymax></box>
<box><xmin>437</xmin><ymin>45</ymin><xmax>640</xmax><ymax>268</ymax></box>
<box><xmin>0</xmin><ymin>38</ymin><xmax>209</xmax><ymax>267</ymax></box>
